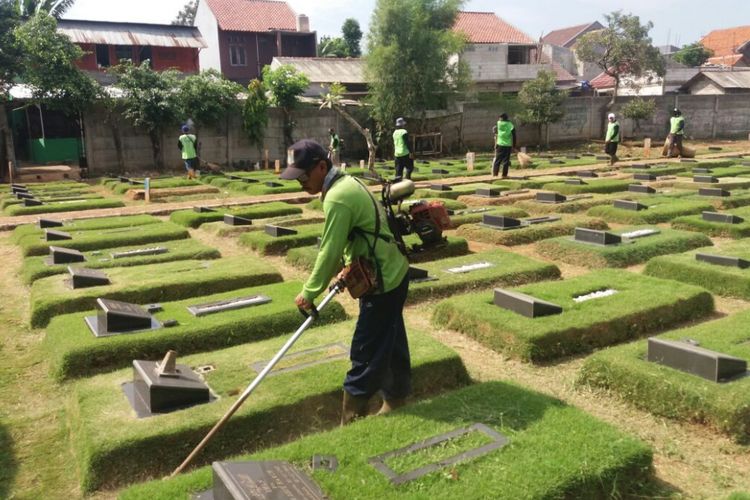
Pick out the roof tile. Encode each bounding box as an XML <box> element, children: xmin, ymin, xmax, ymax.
<box><xmin>700</xmin><ymin>25</ymin><xmax>750</xmax><ymax>58</ymax></box>
<box><xmin>204</xmin><ymin>0</ymin><xmax>298</xmax><ymax>32</ymax></box>
<box><xmin>453</xmin><ymin>11</ymin><xmax>534</xmax><ymax>44</ymax></box>
<box><xmin>542</xmin><ymin>22</ymin><xmax>596</xmax><ymax>47</ymax></box>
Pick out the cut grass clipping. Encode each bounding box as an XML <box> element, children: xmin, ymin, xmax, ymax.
<box><xmin>169</xmin><ymin>202</ymin><xmax>302</xmax><ymax>228</ymax></box>
<box><xmin>4</xmin><ymin>197</ymin><xmax>124</xmax><ymax>216</ymax></box>
<box><xmin>29</xmin><ymin>256</ymin><xmax>283</xmax><ymax>327</ymax></box>
<box><xmin>671</xmin><ymin>206</ymin><xmax>750</xmax><ymax>238</ymax></box>
<box><xmin>456</xmin><ymin>215</ymin><xmax>608</xmax><ymax>246</ymax></box>
<box><xmin>120</xmin><ymin>381</ymin><xmax>652</xmax><ymax>500</ymax></box>
<box><xmin>587</xmin><ymin>196</ymin><xmax>713</xmax><ymax>224</ymax></box>
<box><xmin>432</xmin><ymin>269</ymin><xmax>713</xmax><ymax>362</ymax></box>
<box><xmin>536</xmin><ymin>226</ymin><xmax>712</xmax><ymax>268</ymax></box>
<box><xmin>578</xmin><ymin>310</ymin><xmax>750</xmax><ymax>443</ymax></box>
<box><xmin>11</xmin><ymin>214</ymin><xmax>162</xmax><ymax>244</ymax></box>
<box><xmin>17</xmin><ymin>221</ymin><xmax>189</xmax><ymax>256</ymax></box>
<box><xmin>68</xmin><ymin>321</ymin><xmax>470</xmax><ymax>491</ymax></box>
<box><xmin>19</xmin><ymin>238</ymin><xmax>220</xmax><ymax>284</ymax></box>
<box><xmin>644</xmin><ymin>240</ymin><xmax>750</xmax><ymax>299</ymax></box>
<box><xmin>43</xmin><ymin>280</ymin><xmax>347</xmax><ymax>381</ymax></box>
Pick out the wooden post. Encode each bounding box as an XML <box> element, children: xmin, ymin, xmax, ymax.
<box><xmin>274</xmin><ymin>159</ymin><xmax>280</xmax><ymax>174</ymax></box>
<box><xmin>359</xmin><ymin>159</ymin><xmax>365</xmax><ymax>170</ymax></box>
<box><xmin>466</xmin><ymin>152</ymin><xmax>475</xmax><ymax>171</ymax></box>
<box><xmin>264</xmin><ymin>149</ymin><xmax>269</xmax><ymax>170</ymax></box>
<box><xmin>144</xmin><ymin>177</ymin><xmax>151</xmax><ymax>202</ymax></box>
<box><xmin>643</xmin><ymin>138</ymin><xmax>651</xmax><ymax>159</ymax></box>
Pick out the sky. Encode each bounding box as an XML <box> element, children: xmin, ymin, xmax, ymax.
<box><xmin>64</xmin><ymin>0</ymin><xmax>746</xmax><ymax>49</ymax></box>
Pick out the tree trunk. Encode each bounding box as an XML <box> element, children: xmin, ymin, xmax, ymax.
<box><xmin>608</xmin><ymin>76</ymin><xmax>620</xmax><ymax>108</ymax></box>
<box><xmin>332</xmin><ymin>105</ymin><xmax>376</xmax><ymax>171</ymax></box>
<box><xmin>109</xmin><ymin>119</ymin><xmax>125</xmax><ymax>174</ymax></box>
<box><xmin>282</xmin><ymin>108</ymin><xmax>293</xmax><ymax>150</ymax></box>
<box><xmin>149</xmin><ymin>130</ymin><xmax>162</xmax><ymax>170</ymax></box>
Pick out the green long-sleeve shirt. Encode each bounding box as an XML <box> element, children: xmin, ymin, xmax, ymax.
<box><xmin>302</xmin><ymin>174</ymin><xmax>409</xmax><ymax>302</ymax></box>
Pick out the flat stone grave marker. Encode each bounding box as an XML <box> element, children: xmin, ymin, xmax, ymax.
<box><xmin>265</xmin><ymin>181</ymin><xmax>283</xmax><ymax>188</ymax></box>
<box><xmin>311</xmin><ymin>455</ymin><xmax>338</xmax><ymax>473</ymax></box>
<box><xmin>708</xmin><ymin>147</ymin><xmax>723</xmax><ymax>151</ymax></box>
<box><xmin>699</xmin><ymin>187</ymin><xmax>730</xmax><ymax>197</ymax></box>
<box><xmin>565</xmin><ymin>178</ymin><xmax>586</xmax><ymax>185</ymax></box>
<box><xmin>620</xmin><ymin>228</ymin><xmax>660</xmax><ymax>240</ymax></box>
<box><xmin>523</xmin><ymin>216</ymin><xmax>561</xmax><ymax>225</ymax></box>
<box><xmin>187</xmin><ymin>294</ymin><xmax>272</xmax><ymax>317</ymax></box>
<box><xmin>44</xmin><ymin>229</ymin><xmax>72</xmax><ymax>241</ymax></box>
<box><xmin>613</xmin><ymin>200</ymin><xmax>647</xmax><ymax>211</ymax></box>
<box><xmin>16</xmin><ymin>192</ymin><xmax>34</xmax><ymax>200</ymax></box>
<box><xmin>481</xmin><ymin>214</ymin><xmax>521</xmax><ymax>230</ymax></box>
<box><xmin>85</xmin><ymin>298</ymin><xmax>160</xmax><ymax>337</ymax></box>
<box><xmin>432</xmin><ymin>168</ymin><xmax>450</xmax><ymax>174</ymax></box>
<box><xmin>111</xmin><ymin>247</ymin><xmax>168</xmax><ymax>259</ymax></box>
<box><xmin>493</xmin><ymin>289</ymin><xmax>563</xmax><ymax>318</ymax></box>
<box><xmin>408</xmin><ymin>266</ymin><xmax>437</xmax><ymax>283</ymax></box>
<box><xmin>368</xmin><ymin>423</ymin><xmax>509</xmax><ymax>485</ymax></box>
<box><xmin>536</xmin><ymin>192</ymin><xmax>566</xmax><ymax>204</ymax></box>
<box><xmin>694</xmin><ymin>175</ymin><xmax>719</xmax><ymax>183</ymax></box>
<box><xmin>574</xmin><ymin>228</ymin><xmax>622</xmax><ymax>246</ymax></box>
<box><xmin>444</xmin><ymin>261</ymin><xmax>494</xmax><ymax>274</ymax></box>
<box><xmin>647</xmin><ymin>337</ymin><xmax>747</xmax><ymax>382</ymax></box>
<box><xmin>475</xmin><ymin>187</ymin><xmax>501</xmax><ymax>197</ymax></box>
<box><xmin>24</xmin><ymin>199</ymin><xmax>43</xmax><ymax>206</ymax></box>
<box><xmin>702</xmin><ymin>211</ymin><xmax>744</xmax><ymax>224</ymax></box>
<box><xmin>123</xmin><ymin>356</ymin><xmax>212</xmax><ymax>417</ymax></box>
<box><xmin>629</xmin><ymin>164</ymin><xmax>648</xmax><ymax>169</ymax></box>
<box><xmin>223</xmin><ymin>214</ymin><xmax>252</xmax><ymax>226</ymax></box>
<box><xmin>11</xmin><ymin>186</ymin><xmax>29</xmax><ymax>193</ymax></box>
<box><xmin>695</xmin><ymin>253</ymin><xmax>750</xmax><ymax>269</ymax></box>
<box><xmin>241</xmin><ymin>178</ymin><xmax>258</xmax><ymax>183</ymax></box>
<box><xmin>693</xmin><ymin>167</ymin><xmax>712</xmax><ymax>174</ymax></box>
<box><xmin>250</xmin><ymin>342</ymin><xmax>349</xmax><ymax>377</ymax></box>
<box><xmin>38</xmin><ymin>218</ymin><xmax>63</xmax><ymax>228</ymax></box>
<box><xmin>265</xmin><ymin>225</ymin><xmax>298</xmax><ymax>237</ymax></box>
<box><xmin>430</xmin><ymin>184</ymin><xmax>452</xmax><ymax>191</ymax></box>
<box><xmin>11</xmin><ymin>183</ymin><xmax>26</xmax><ymax>189</ymax></box>
<box><xmin>194</xmin><ymin>461</ymin><xmax>325</xmax><ymax>500</ymax></box>
<box><xmin>66</xmin><ymin>267</ymin><xmax>110</xmax><ymax>289</ymax></box>
<box><xmin>47</xmin><ymin>246</ymin><xmax>85</xmax><ymax>265</ymax></box>
<box><xmin>549</xmin><ymin>159</ymin><xmax>565</xmax><ymax>164</ymax></box>
<box><xmin>629</xmin><ymin>184</ymin><xmax>656</xmax><ymax>194</ymax></box>
<box><xmin>193</xmin><ymin>206</ymin><xmax>216</xmax><ymax>213</ymax></box>
<box><xmin>634</xmin><ymin>173</ymin><xmax>656</xmax><ymax>181</ymax></box>
<box><xmin>577</xmin><ymin>170</ymin><xmax>598</xmax><ymax>177</ymax></box>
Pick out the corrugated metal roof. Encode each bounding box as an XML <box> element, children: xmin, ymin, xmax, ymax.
<box><xmin>699</xmin><ymin>70</ymin><xmax>750</xmax><ymax>88</ymax></box>
<box><xmin>271</xmin><ymin>57</ymin><xmax>365</xmax><ymax>84</ymax></box>
<box><xmin>57</xmin><ymin>19</ymin><xmax>206</xmax><ymax>49</ymax></box>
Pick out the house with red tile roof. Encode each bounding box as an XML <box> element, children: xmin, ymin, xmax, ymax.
<box><xmin>195</xmin><ymin>0</ymin><xmax>316</xmax><ymax>84</ymax></box>
<box><xmin>700</xmin><ymin>25</ymin><xmax>750</xmax><ymax>67</ymax></box>
<box><xmin>542</xmin><ymin>21</ymin><xmax>604</xmax><ymax>81</ymax></box>
<box><xmin>453</xmin><ymin>11</ymin><xmax>571</xmax><ymax>91</ymax></box>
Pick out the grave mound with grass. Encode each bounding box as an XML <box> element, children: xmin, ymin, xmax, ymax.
<box><xmin>414</xmin><ymin>183</ymin><xmax>508</xmax><ymax>200</ymax></box>
<box><xmin>5</xmin><ymin>197</ymin><xmax>125</xmax><ymax>216</ymax></box>
<box><xmin>446</xmin><ymin>206</ymin><xmax>528</xmax><ymax>228</ymax></box>
<box><xmin>43</xmin><ymin>280</ymin><xmax>347</xmax><ymax>380</ymax></box>
<box><xmin>169</xmin><ymin>202</ymin><xmax>302</xmax><ymax>228</ymax></box>
<box><xmin>0</xmin><ymin>193</ymin><xmax>105</xmax><ymax>211</ymax></box>
<box><xmin>682</xmin><ymin>188</ymin><xmax>750</xmax><ymax>210</ymax></box>
<box><xmin>120</xmin><ymin>381</ymin><xmax>653</xmax><ymax>500</ymax></box>
<box><xmin>587</xmin><ymin>196</ymin><xmax>713</xmax><ymax>224</ymax></box>
<box><xmin>644</xmin><ymin>240</ymin><xmax>750</xmax><ymax>299</ymax></box>
<box><xmin>239</xmin><ymin>223</ymin><xmax>322</xmax><ymax>255</ymax></box>
<box><xmin>456</xmin><ymin>215</ymin><xmax>608</xmax><ymax>246</ymax></box>
<box><xmin>20</xmin><ymin>238</ymin><xmax>220</xmax><ymax>284</ymax></box>
<box><xmin>67</xmin><ymin>321</ymin><xmax>470</xmax><ymax>491</ymax></box>
<box><xmin>622</xmin><ymin>164</ymin><xmax>688</xmax><ymax>176</ymax></box>
<box><xmin>17</xmin><ymin>221</ymin><xmax>190</xmax><ymax>257</ymax></box>
<box><xmin>432</xmin><ymin>269</ymin><xmax>714</xmax><ymax>362</ymax></box>
<box><xmin>671</xmin><ymin>207</ymin><xmax>750</xmax><ymax>238</ymax></box>
<box><xmin>11</xmin><ymin>214</ymin><xmax>162</xmax><ymax>244</ymax></box>
<box><xmin>536</xmin><ymin>226</ymin><xmax>712</xmax><ymax>268</ymax></box>
<box><xmin>673</xmin><ymin>177</ymin><xmax>750</xmax><ymax>191</ymax></box>
<box><xmin>202</xmin><ymin>215</ymin><xmax>325</xmax><ymax>237</ymax></box>
<box><xmin>540</xmin><ymin>178</ymin><xmax>632</xmax><ymax>195</ymax></box>
<box><xmin>675</xmin><ymin>164</ymin><xmax>750</xmax><ymax>178</ymax></box>
<box><xmin>515</xmin><ymin>192</ymin><xmax>626</xmax><ymax>214</ymax></box>
<box><xmin>579</xmin><ymin>311</ymin><xmax>750</xmax><ymax>443</ymax></box>
<box><xmin>107</xmin><ymin>177</ymin><xmax>201</xmax><ymax>195</ymax></box>
<box><xmin>456</xmin><ymin>189</ymin><xmax>537</xmax><ymax>207</ymax></box>
<box><xmin>29</xmin><ymin>257</ymin><xmax>283</xmax><ymax>327</ymax></box>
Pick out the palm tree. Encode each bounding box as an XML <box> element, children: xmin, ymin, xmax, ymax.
<box><xmin>15</xmin><ymin>0</ymin><xmax>76</xmax><ymax>18</ymax></box>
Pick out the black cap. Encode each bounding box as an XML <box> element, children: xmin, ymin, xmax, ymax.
<box><xmin>279</xmin><ymin>139</ymin><xmax>330</xmax><ymax>180</ymax></box>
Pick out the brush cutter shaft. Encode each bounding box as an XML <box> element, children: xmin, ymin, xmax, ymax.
<box><xmin>170</xmin><ymin>281</ymin><xmax>344</xmax><ymax>477</ymax></box>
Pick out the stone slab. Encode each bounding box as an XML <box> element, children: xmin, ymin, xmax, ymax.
<box><xmin>111</xmin><ymin>247</ymin><xmax>168</xmax><ymax>259</ymax></box>
<box><xmin>193</xmin><ymin>207</ymin><xmax>216</xmax><ymax>213</ymax></box>
<box><xmin>482</xmin><ymin>214</ymin><xmax>521</xmax><ymax>229</ymax></box>
<box><xmin>613</xmin><ymin>200</ymin><xmax>647</xmax><ymax>211</ymax></box>
<box><xmin>430</xmin><ymin>184</ymin><xmax>452</xmax><ymax>191</ymax></box>
<box><xmin>536</xmin><ymin>192</ymin><xmax>566</xmax><ymax>204</ymax></box>
<box><xmin>265</xmin><ymin>225</ymin><xmax>298</xmax><ymax>237</ymax></box>
<box><xmin>698</xmin><ymin>187</ymin><xmax>730</xmax><ymax>197</ymax></box>
<box><xmin>127</xmin><ymin>360</ymin><xmax>211</xmax><ymax>416</ymax></box>
<box><xmin>223</xmin><ymin>214</ymin><xmax>253</xmax><ymax>226</ymax></box>
<box><xmin>633</xmin><ymin>173</ymin><xmax>656</xmax><ymax>181</ymax></box>
<box><xmin>23</xmin><ymin>199</ymin><xmax>43</xmax><ymax>207</ymax></box>
<box><xmin>67</xmin><ymin>267</ymin><xmax>110</xmax><ymax>289</ymax></box>
<box><xmin>647</xmin><ymin>337</ymin><xmax>747</xmax><ymax>382</ymax></box>
<box><xmin>493</xmin><ymin>289</ymin><xmax>563</xmax><ymax>318</ymax></box>
<box><xmin>47</xmin><ymin>246</ymin><xmax>85</xmax><ymax>264</ymax></box>
<box><xmin>702</xmin><ymin>211</ymin><xmax>744</xmax><ymax>224</ymax></box>
<box><xmin>195</xmin><ymin>461</ymin><xmax>325</xmax><ymax>500</ymax></box>
<box><xmin>475</xmin><ymin>187</ymin><xmax>501</xmax><ymax>197</ymax></box>
<box><xmin>628</xmin><ymin>184</ymin><xmax>656</xmax><ymax>194</ymax></box>
<box><xmin>186</xmin><ymin>295</ymin><xmax>272</xmax><ymax>317</ymax></box>
<box><xmin>693</xmin><ymin>175</ymin><xmax>719</xmax><ymax>183</ymax></box>
<box><xmin>38</xmin><ymin>218</ymin><xmax>63</xmax><ymax>228</ymax></box>
<box><xmin>695</xmin><ymin>253</ymin><xmax>750</xmax><ymax>269</ymax></box>
<box><xmin>574</xmin><ymin>228</ymin><xmax>622</xmax><ymax>246</ymax></box>
<box><xmin>577</xmin><ymin>171</ymin><xmax>598</xmax><ymax>178</ymax></box>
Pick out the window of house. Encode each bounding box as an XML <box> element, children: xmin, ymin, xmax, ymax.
<box><xmin>115</xmin><ymin>45</ymin><xmax>133</xmax><ymax>62</ymax></box>
<box><xmin>138</xmin><ymin>46</ymin><xmax>153</xmax><ymax>67</ymax></box>
<box><xmin>95</xmin><ymin>44</ymin><xmax>110</xmax><ymax>67</ymax></box>
<box><xmin>508</xmin><ymin>46</ymin><xmax>530</xmax><ymax>64</ymax></box>
<box><xmin>230</xmin><ymin>45</ymin><xmax>247</xmax><ymax>66</ymax></box>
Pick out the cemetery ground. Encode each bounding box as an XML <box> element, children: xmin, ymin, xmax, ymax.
<box><xmin>2</xmin><ymin>140</ymin><xmax>750</xmax><ymax>498</ymax></box>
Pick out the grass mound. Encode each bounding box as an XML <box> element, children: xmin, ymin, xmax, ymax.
<box><xmin>432</xmin><ymin>269</ymin><xmax>713</xmax><ymax>362</ymax></box>
<box><xmin>672</xmin><ymin>206</ymin><xmax>750</xmax><ymax>238</ymax></box>
<box><xmin>622</xmin><ymin>165</ymin><xmax>687</xmax><ymax>176</ymax></box>
<box><xmin>17</xmin><ymin>221</ymin><xmax>189</xmax><ymax>257</ymax></box>
<box><xmin>673</xmin><ymin>177</ymin><xmax>750</xmax><ymax>191</ymax></box>
<box><xmin>29</xmin><ymin>257</ymin><xmax>282</xmax><ymax>327</ymax></box>
<box><xmin>239</xmin><ymin>223</ymin><xmax>322</xmax><ymax>255</ymax></box>
<box><xmin>675</xmin><ymin>165</ymin><xmax>750</xmax><ymax>178</ymax></box>
<box><xmin>536</xmin><ymin>227</ymin><xmax>712</xmax><ymax>268</ymax></box>
<box><xmin>587</xmin><ymin>196</ymin><xmax>713</xmax><ymax>224</ymax></box>
<box><xmin>447</xmin><ymin>206</ymin><xmax>528</xmax><ymax>228</ymax></box>
<box><xmin>120</xmin><ymin>381</ymin><xmax>652</xmax><ymax>500</ymax></box>
<box><xmin>578</xmin><ymin>310</ymin><xmax>750</xmax><ymax>443</ymax></box>
<box><xmin>682</xmin><ymin>189</ymin><xmax>750</xmax><ymax>210</ymax></box>
<box><xmin>169</xmin><ymin>202</ymin><xmax>302</xmax><ymax>228</ymax></box>
<box><xmin>5</xmin><ymin>198</ymin><xmax>124</xmax><ymax>216</ymax></box>
<box><xmin>456</xmin><ymin>215</ymin><xmax>608</xmax><ymax>246</ymax></box>
<box><xmin>68</xmin><ymin>321</ymin><xmax>470</xmax><ymax>491</ymax></box>
<box><xmin>108</xmin><ymin>178</ymin><xmax>200</xmax><ymax>195</ymax></box>
<box><xmin>10</xmin><ymin>214</ymin><xmax>161</xmax><ymax>244</ymax></box>
<box><xmin>515</xmin><ymin>193</ymin><xmax>625</xmax><ymax>214</ymax></box>
<box><xmin>43</xmin><ymin>280</ymin><xmax>347</xmax><ymax>381</ymax></box>
<box><xmin>541</xmin><ymin>178</ymin><xmax>631</xmax><ymax>194</ymax></box>
<box><xmin>414</xmin><ymin>183</ymin><xmax>507</xmax><ymax>200</ymax></box>
<box><xmin>19</xmin><ymin>239</ymin><xmax>220</xmax><ymax>284</ymax></box>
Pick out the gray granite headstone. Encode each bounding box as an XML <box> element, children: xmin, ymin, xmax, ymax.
<box><xmin>698</xmin><ymin>187</ymin><xmax>730</xmax><ymax>197</ymax></box>
<box><xmin>111</xmin><ymin>247</ymin><xmax>168</xmax><ymax>259</ymax></box>
<box><xmin>24</xmin><ymin>198</ymin><xmax>43</xmax><ymax>207</ymax></box>
<box><xmin>693</xmin><ymin>175</ymin><xmax>719</xmax><ymax>183</ymax></box>
<box><xmin>199</xmin><ymin>461</ymin><xmax>325</xmax><ymax>500</ymax></box>
<box><xmin>695</xmin><ymin>253</ymin><xmax>750</xmax><ymax>269</ymax></box>
<box><xmin>48</xmin><ymin>246</ymin><xmax>85</xmax><ymax>264</ymax></box>
<box><xmin>265</xmin><ymin>181</ymin><xmax>283</xmax><ymax>188</ymax></box>
<box><xmin>265</xmin><ymin>225</ymin><xmax>298</xmax><ymax>237</ymax></box>
<box><xmin>628</xmin><ymin>184</ymin><xmax>656</xmax><ymax>194</ymax></box>
<box><xmin>482</xmin><ymin>214</ymin><xmax>521</xmax><ymax>229</ymax></box>
<box><xmin>432</xmin><ymin>168</ymin><xmax>450</xmax><ymax>174</ymax></box>
<box><xmin>536</xmin><ymin>192</ymin><xmax>566</xmax><ymax>204</ymax></box>
<box><xmin>127</xmin><ymin>359</ymin><xmax>211</xmax><ymax>415</ymax></box>
<box><xmin>223</xmin><ymin>214</ymin><xmax>252</xmax><ymax>226</ymax></box>
<box><xmin>633</xmin><ymin>173</ymin><xmax>656</xmax><ymax>181</ymax></box>
<box><xmin>693</xmin><ymin>167</ymin><xmax>712</xmax><ymax>174</ymax></box>
<box><xmin>702</xmin><ymin>211</ymin><xmax>743</xmax><ymax>224</ymax></box>
<box><xmin>430</xmin><ymin>184</ymin><xmax>452</xmax><ymax>191</ymax></box>
<box><xmin>574</xmin><ymin>228</ymin><xmax>622</xmax><ymax>246</ymax></box>
<box><xmin>86</xmin><ymin>298</ymin><xmax>156</xmax><ymax>337</ymax></box>
<box><xmin>577</xmin><ymin>170</ymin><xmax>598</xmax><ymax>178</ymax></box>
<box><xmin>565</xmin><ymin>178</ymin><xmax>586</xmax><ymax>185</ymax></box>
<box><xmin>38</xmin><ymin>218</ymin><xmax>63</xmax><ymax>228</ymax></box>
<box><xmin>493</xmin><ymin>289</ymin><xmax>562</xmax><ymax>318</ymax></box>
<box><xmin>16</xmin><ymin>192</ymin><xmax>34</xmax><ymax>200</ymax></box>
<box><xmin>194</xmin><ymin>206</ymin><xmax>216</xmax><ymax>213</ymax></box>
<box><xmin>45</xmin><ymin>229</ymin><xmax>72</xmax><ymax>241</ymax></box>
<box><xmin>67</xmin><ymin>267</ymin><xmax>110</xmax><ymax>289</ymax></box>
<box><xmin>647</xmin><ymin>337</ymin><xmax>747</xmax><ymax>382</ymax></box>
<box><xmin>475</xmin><ymin>187</ymin><xmax>501</xmax><ymax>197</ymax></box>
<box><xmin>613</xmin><ymin>200</ymin><xmax>647</xmax><ymax>211</ymax></box>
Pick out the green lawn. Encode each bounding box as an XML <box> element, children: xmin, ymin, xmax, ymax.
<box><xmin>587</xmin><ymin>196</ymin><xmax>713</xmax><ymax>224</ymax></box>
<box><xmin>672</xmin><ymin>206</ymin><xmax>750</xmax><ymax>238</ymax></box>
<box><xmin>11</xmin><ymin>214</ymin><xmax>162</xmax><ymax>244</ymax></box>
<box><xmin>673</xmin><ymin>177</ymin><xmax>750</xmax><ymax>191</ymax></box>
<box><xmin>239</xmin><ymin>223</ymin><xmax>322</xmax><ymax>255</ymax></box>
<box><xmin>541</xmin><ymin>178</ymin><xmax>632</xmax><ymax>195</ymax></box>
<box><xmin>5</xmin><ymin>198</ymin><xmax>125</xmax><ymax>216</ymax></box>
<box><xmin>456</xmin><ymin>215</ymin><xmax>608</xmax><ymax>246</ymax></box>
<box><xmin>169</xmin><ymin>202</ymin><xmax>302</xmax><ymax>228</ymax></box>
<box><xmin>514</xmin><ymin>192</ymin><xmax>627</xmax><ymax>214</ymax></box>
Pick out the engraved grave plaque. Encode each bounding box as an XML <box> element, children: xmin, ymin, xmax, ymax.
<box><xmin>67</xmin><ymin>267</ymin><xmax>110</xmax><ymax>289</ymax></box>
<box><xmin>565</xmin><ymin>178</ymin><xmax>585</xmax><ymax>185</ymax></box>
<box><xmin>493</xmin><ymin>289</ymin><xmax>562</xmax><ymax>318</ymax></box>
<box><xmin>695</xmin><ymin>253</ymin><xmax>750</xmax><ymax>269</ymax></box>
<box><xmin>629</xmin><ymin>184</ymin><xmax>655</xmax><ymax>194</ymax></box>
<box><xmin>48</xmin><ymin>246</ymin><xmax>85</xmax><ymax>264</ymax></box>
<box><xmin>429</xmin><ymin>184</ymin><xmax>452</xmax><ymax>191</ymax></box>
<box><xmin>85</xmin><ymin>298</ymin><xmax>158</xmax><ymax>337</ymax></box>
<box><xmin>693</xmin><ymin>167</ymin><xmax>712</xmax><ymax>174</ymax></box>
<box><xmin>647</xmin><ymin>337</ymin><xmax>747</xmax><ymax>382</ymax></box>
<box><xmin>481</xmin><ymin>214</ymin><xmax>521</xmax><ymax>230</ymax></box>
<box><xmin>702</xmin><ymin>211</ymin><xmax>743</xmax><ymax>224</ymax></box>
<box><xmin>187</xmin><ymin>295</ymin><xmax>272</xmax><ymax>316</ymax></box>
<box><xmin>633</xmin><ymin>173</ymin><xmax>656</xmax><ymax>181</ymax></box>
<box><xmin>38</xmin><ymin>218</ymin><xmax>63</xmax><ymax>228</ymax></box>
<box><xmin>224</xmin><ymin>214</ymin><xmax>253</xmax><ymax>226</ymax></box>
<box><xmin>577</xmin><ymin>170</ymin><xmax>598</xmax><ymax>178</ymax></box>
<box><xmin>264</xmin><ymin>181</ymin><xmax>282</xmax><ymax>188</ymax></box>
<box><xmin>698</xmin><ymin>187</ymin><xmax>730</xmax><ymax>197</ymax></box>
<box><xmin>522</xmin><ymin>216</ymin><xmax>560</xmax><ymax>225</ymax></box>
<box><xmin>24</xmin><ymin>198</ymin><xmax>43</xmax><ymax>207</ymax></box>
<box><xmin>613</xmin><ymin>200</ymin><xmax>647</xmax><ymax>211</ymax></box>
<box><xmin>199</xmin><ymin>461</ymin><xmax>326</xmax><ymax>500</ymax></box>
<box><xmin>45</xmin><ymin>229</ymin><xmax>72</xmax><ymax>241</ymax></box>
<box><xmin>536</xmin><ymin>192</ymin><xmax>566</xmax><ymax>204</ymax></box>
<box><xmin>431</xmin><ymin>168</ymin><xmax>450</xmax><ymax>174</ymax></box>
<box><xmin>194</xmin><ymin>206</ymin><xmax>216</xmax><ymax>213</ymax></box>
<box><xmin>250</xmin><ymin>342</ymin><xmax>349</xmax><ymax>377</ymax></box>
<box><xmin>475</xmin><ymin>187</ymin><xmax>501</xmax><ymax>197</ymax></box>
<box><xmin>693</xmin><ymin>175</ymin><xmax>718</xmax><ymax>183</ymax></box>
<box><xmin>124</xmin><ymin>359</ymin><xmax>211</xmax><ymax>416</ymax></box>
<box><xmin>111</xmin><ymin>247</ymin><xmax>168</xmax><ymax>259</ymax></box>
<box><xmin>574</xmin><ymin>228</ymin><xmax>622</xmax><ymax>245</ymax></box>
<box><xmin>264</xmin><ymin>225</ymin><xmax>297</xmax><ymax>237</ymax></box>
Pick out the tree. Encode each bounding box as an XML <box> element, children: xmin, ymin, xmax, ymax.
<box><xmin>0</xmin><ymin>0</ymin><xmax>22</xmax><ymax>99</ymax></box>
<box><xmin>113</xmin><ymin>61</ymin><xmax>180</xmax><ymax>170</ymax></box>
<box><xmin>14</xmin><ymin>0</ymin><xmax>75</xmax><ymax>18</ymax></box>
<box><xmin>621</xmin><ymin>97</ymin><xmax>655</xmax><ymax>134</ymax></box>
<box><xmin>365</xmin><ymin>0</ymin><xmax>468</xmax><ymax>135</ymax></box>
<box><xmin>575</xmin><ymin>11</ymin><xmax>665</xmax><ymax>106</ymax></box>
<box><xmin>242</xmin><ymin>79</ymin><xmax>269</xmax><ymax>156</ymax></box>
<box><xmin>320</xmin><ymin>82</ymin><xmax>376</xmax><ymax>170</ymax></box>
<box><xmin>317</xmin><ymin>36</ymin><xmax>348</xmax><ymax>58</ymax></box>
<box><xmin>518</xmin><ymin>69</ymin><xmax>566</xmax><ymax>148</ymax></box>
<box><xmin>172</xmin><ymin>0</ymin><xmax>198</xmax><ymax>26</ymax></box>
<box><xmin>262</xmin><ymin>64</ymin><xmax>309</xmax><ymax>148</ymax></box>
<box><xmin>673</xmin><ymin>42</ymin><xmax>713</xmax><ymax>67</ymax></box>
<box><xmin>342</xmin><ymin>18</ymin><xmax>362</xmax><ymax>57</ymax></box>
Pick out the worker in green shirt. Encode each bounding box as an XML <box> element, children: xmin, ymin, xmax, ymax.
<box><xmin>492</xmin><ymin>113</ymin><xmax>517</xmax><ymax>178</ymax></box>
<box><xmin>393</xmin><ymin>117</ymin><xmax>414</xmax><ymax>180</ymax></box>
<box><xmin>177</xmin><ymin>125</ymin><xmax>198</xmax><ymax>179</ymax></box>
<box><xmin>280</xmin><ymin>139</ymin><xmax>411</xmax><ymax>425</ymax></box>
<box><xmin>328</xmin><ymin>128</ymin><xmax>340</xmax><ymax>166</ymax></box>
<box><xmin>667</xmin><ymin>108</ymin><xmax>685</xmax><ymax>158</ymax></box>
<box><xmin>604</xmin><ymin>112</ymin><xmax>620</xmax><ymax>166</ymax></box>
